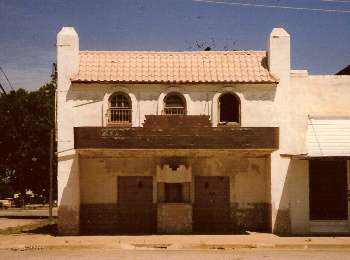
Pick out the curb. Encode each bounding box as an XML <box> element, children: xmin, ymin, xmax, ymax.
<box><xmin>3</xmin><ymin>243</ymin><xmax>350</xmax><ymax>251</ymax></box>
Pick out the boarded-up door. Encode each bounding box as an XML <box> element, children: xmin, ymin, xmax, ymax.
<box><xmin>193</xmin><ymin>176</ymin><xmax>230</xmax><ymax>233</ymax></box>
<box><xmin>309</xmin><ymin>160</ymin><xmax>348</xmax><ymax>220</ymax></box>
<box><xmin>117</xmin><ymin>176</ymin><xmax>156</xmax><ymax>233</ymax></box>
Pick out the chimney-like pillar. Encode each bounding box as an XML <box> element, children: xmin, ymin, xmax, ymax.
<box><xmin>56</xmin><ymin>27</ymin><xmax>80</xmax><ymax>235</ymax></box>
<box><xmin>268</xmin><ymin>28</ymin><xmax>293</xmax><ymax>235</ymax></box>
<box><xmin>267</xmin><ymin>28</ymin><xmax>290</xmax><ymax>80</ymax></box>
<box><xmin>57</xmin><ymin>27</ymin><xmax>79</xmax><ymax>91</ymax></box>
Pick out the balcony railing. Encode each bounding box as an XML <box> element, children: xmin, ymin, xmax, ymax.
<box><xmin>107</xmin><ymin>107</ymin><xmax>132</xmax><ymax>126</ymax></box>
<box><xmin>162</xmin><ymin>107</ymin><xmax>186</xmax><ymax>115</ymax></box>
<box><xmin>74</xmin><ymin>122</ymin><xmax>279</xmax><ymax>150</ymax></box>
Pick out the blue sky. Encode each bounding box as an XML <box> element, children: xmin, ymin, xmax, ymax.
<box><xmin>0</xmin><ymin>0</ymin><xmax>349</xmax><ymax>90</ymax></box>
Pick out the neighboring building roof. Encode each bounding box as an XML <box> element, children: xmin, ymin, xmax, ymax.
<box><xmin>336</xmin><ymin>65</ymin><xmax>350</xmax><ymax>75</ymax></box>
<box><xmin>71</xmin><ymin>50</ymin><xmax>277</xmax><ymax>84</ymax></box>
<box><xmin>306</xmin><ymin>117</ymin><xmax>350</xmax><ymax>157</ymax></box>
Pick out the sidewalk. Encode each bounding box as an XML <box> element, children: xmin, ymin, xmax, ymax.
<box><xmin>1</xmin><ymin>233</ymin><xmax>350</xmax><ymax>251</ymax></box>
<box><xmin>0</xmin><ymin>208</ymin><xmax>58</xmax><ymax>218</ymax></box>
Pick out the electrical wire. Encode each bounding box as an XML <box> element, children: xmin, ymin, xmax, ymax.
<box><xmin>0</xmin><ymin>66</ymin><xmax>14</xmax><ymax>91</ymax></box>
<box><xmin>192</xmin><ymin>0</ymin><xmax>350</xmax><ymax>13</ymax></box>
<box><xmin>321</xmin><ymin>0</ymin><xmax>350</xmax><ymax>3</ymax></box>
<box><xmin>0</xmin><ymin>82</ymin><xmax>7</xmax><ymax>95</ymax></box>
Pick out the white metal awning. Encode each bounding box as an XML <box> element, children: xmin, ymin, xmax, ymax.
<box><xmin>306</xmin><ymin>117</ymin><xmax>350</xmax><ymax>157</ymax></box>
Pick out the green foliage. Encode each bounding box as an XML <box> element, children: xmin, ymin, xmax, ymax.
<box><xmin>0</xmin><ymin>75</ymin><xmax>57</xmax><ymax>200</ymax></box>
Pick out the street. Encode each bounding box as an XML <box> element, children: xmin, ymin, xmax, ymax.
<box><xmin>1</xmin><ymin>249</ymin><xmax>350</xmax><ymax>260</ymax></box>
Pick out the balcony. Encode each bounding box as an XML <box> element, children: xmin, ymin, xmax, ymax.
<box><xmin>106</xmin><ymin>108</ymin><xmax>132</xmax><ymax>126</ymax></box>
<box><xmin>74</xmin><ymin>115</ymin><xmax>279</xmax><ymax>150</ymax></box>
<box><xmin>162</xmin><ymin>107</ymin><xmax>186</xmax><ymax>115</ymax></box>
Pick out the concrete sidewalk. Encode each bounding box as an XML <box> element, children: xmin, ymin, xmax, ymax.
<box><xmin>1</xmin><ymin>233</ymin><xmax>350</xmax><ymax>251</ymax></box>
<box><xmin>0</xmin><ymin>208</ymin><xmax>58</xmax><ymax>218</ymax></box>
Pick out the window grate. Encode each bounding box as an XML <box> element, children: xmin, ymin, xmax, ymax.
<box><xmin>107</xmin><ymin>107</ymin><xmax>132</xmax><ymax>125</ymax></box>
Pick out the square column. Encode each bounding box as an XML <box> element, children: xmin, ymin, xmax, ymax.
<box><xmin>57</xmin><ymin>152</ymin><xmax>80</xmax><ymax>235</ymax></box>
<box><xmin>347</xmin><ymin>160</ymin><xmax>350</xmax><ymax>229</ymax></box>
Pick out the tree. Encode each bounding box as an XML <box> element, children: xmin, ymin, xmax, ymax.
<box><xmin>0</xmin><ymin>74</ymin><xmax>56</xmax><ymax>202</ymax></box>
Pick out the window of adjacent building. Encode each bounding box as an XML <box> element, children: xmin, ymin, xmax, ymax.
<box><xmin>309</xmin><ymin>159</ymin><xmax>348</xmax><ymax>220</ymax></box>
<box><xmin>108</xmin><ymin>92</ymin><xmax>132</xmax><ymax>125</ymax></box>
<box><xmin>219</xmin><ymin>93</ymin><xmax>240</xmax><ymax>125</ymax></box>
<box><xmin>163</xmin><ymin>93</ymin><xmax>186</xmax><ymax>115</ymax></box>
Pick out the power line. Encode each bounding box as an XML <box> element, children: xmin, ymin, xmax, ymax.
<box><xmin>321</xmin><ymin>0</ymin><xmax>350</xmax><ymax>3</ymax></box>
<box><xmin>0</xmin><ymin>66</ymin><xmax>14</xmax><ymax>91</ymax></box>
<box><xmin>192</xmin><ymin>0</ymin><xmax>350</xmax><ymax>13</ymax></box>
<box><xmin>0</xmin><ymin>82</ymin><xmax>7</xmax><ymax>95</ymax></box>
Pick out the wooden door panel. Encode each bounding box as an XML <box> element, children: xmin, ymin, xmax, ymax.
<box><xmin>117</xmin><ymin>176</ymin><xmax>156</xmax><ymax>233</ymax></box>
<box><xmin>193</xmin><ymin>176</ymin><xmax>230</xmax><ymax>233</ymax></box>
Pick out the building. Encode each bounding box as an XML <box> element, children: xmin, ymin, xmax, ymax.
<box><xmin>57</xmin><ymin>27</ymin><xmax>350</xmax><ymax>235</ymax></box>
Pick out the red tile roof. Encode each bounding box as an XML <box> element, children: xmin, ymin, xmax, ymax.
<box><xmin>71</xmin><ymin>50</ymin><xmax>276</xmax><ymax>84</ymax></box>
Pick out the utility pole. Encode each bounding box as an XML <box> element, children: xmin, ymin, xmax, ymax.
<box><xmin>49</xmin><ymin>128</ymin><xmax>54</xmax><ymax>221</ymax></box>
<box><xmin>49</xmin><ymin>63</ymin><xmax>57</xmax><ymax>221</ymax></box>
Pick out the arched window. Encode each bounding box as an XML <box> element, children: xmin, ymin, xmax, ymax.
<box><xmin>108</xmin><ymin>92</ymin><xmax>132</xmax><ymax>125</ymax></box>
<box><xmin>163</xmin><ymin>92</ymin><xmax>186</xmax><ymax>115</ymax></box>
<box><xmin>219</xmin><ymin>93</ymin><xmax>240</xmax><ymax>125</ymax></box>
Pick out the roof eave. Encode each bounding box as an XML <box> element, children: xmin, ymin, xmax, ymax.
<box><xmin>70</xmin><ymin>79</ymin><xmax>278</xmax><ymax>84</ymax></box>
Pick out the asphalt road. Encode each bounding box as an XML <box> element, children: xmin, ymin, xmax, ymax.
<box><xmin>1</xmin><ymin>249</ymin><xmax>350</xmax><ymax>260</ymax></box>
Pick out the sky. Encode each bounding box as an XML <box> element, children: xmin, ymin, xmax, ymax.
<box><xmin>0</xmin><ymin>0</ymin><xmax>349</xmax><ymax>91</ymax></box>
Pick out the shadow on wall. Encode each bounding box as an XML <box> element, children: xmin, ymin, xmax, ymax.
<box><xmin>66</xmin><ymin>83</ymin><xmax>276</xmax><ymax>105</ymax></box>
<box><xmin>188</xmin><ymin>85</ymin><xmax>276</xmax><ymax>103</ymax></box>
<box><xmin>240</xmin><ymin>85</ymin><xmax>276</xmax><ymax>102</ymax></box>
<box><xmin>273</xmin><ymin>159</ymin><xmax>292</xmax><ymax>235</ymax></box>
<box><xmin>274</xmin><ymin>159</ymin><xmax>309</xmax><ymax>236</ymax></box>
<box><xmin>261</xmin><ymin>57</ymin><xmax>268</xmax><ymax>70</ymax></box>
<box><xmin>57</xmin><ymin>153</ymin><xmax>80</xmax><ymax>235</ymax></box>
<box><xmin>67</xmin><ymin>85</ymin><xmax>105</xmax><ymax>102</ymax></box>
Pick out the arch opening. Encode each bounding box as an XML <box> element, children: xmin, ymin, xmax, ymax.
<box><xmin>219</xmin><ymin>93</ymin><xmax>240</xmax><ymax>125</ymax></box>
<box><xmin>163</xmin><ymin>92</ymin><xmax>187</xmax><ymax>115</ymax></box>
<box><xmin>108</xmin><ymin>92</ymin><xmax>132</xmax><ymax>125</ymax></box>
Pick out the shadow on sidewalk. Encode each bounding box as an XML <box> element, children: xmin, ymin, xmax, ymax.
<box><xmin>0</xmin><ymin>219</ymin><xmax>57</xmax><ymax>236</ymax></box>
<box><xmin>23</xmin><ymin>222</ymin><xmax>58</xmax><ymax>236</ymax></box>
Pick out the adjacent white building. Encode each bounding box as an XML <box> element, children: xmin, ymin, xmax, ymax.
<box><xmin>57</xmin><ymin>27</ymin><xmax>350</xmax><ymax>235</ymax></box>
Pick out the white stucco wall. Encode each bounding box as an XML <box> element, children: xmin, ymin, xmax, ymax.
<box><xmin>68</xmin><ymin>83</ymin><xmax>278</xmax><ymax>128</ymax></box>
<box><xmin>57</xmin><ymin>26</ymin><xmax>350</xmax><ymax>234</ymax></box>
<box><xmin>79</xmin><ymin>154</ymin><xmax>269</xmax><ymax>205</ymax></box>
<box><xmin>288</xmin><ymin>74</ymin><xmax>350</xmax><ymax>155</ymax></box>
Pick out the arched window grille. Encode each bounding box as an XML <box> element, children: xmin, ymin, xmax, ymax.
<box><xmin>163</xmin><ymin>92</ymin><xmax>186</xmax><ymax>115</ymax></box>
<box><xmin>218</xmin><ymin>93</ymin><xmax>240</xmax><ymax>125</ymax></box>
<box><xmin>107</xmin><ymin>92</ymin><xmax>132</xmax><ymax>125</ymax></box>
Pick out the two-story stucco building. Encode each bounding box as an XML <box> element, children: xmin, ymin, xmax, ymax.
<box><xmin>56</xmin><ymin>27</ymin><xmax>350</xmax><ymax>235</ymax></box>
